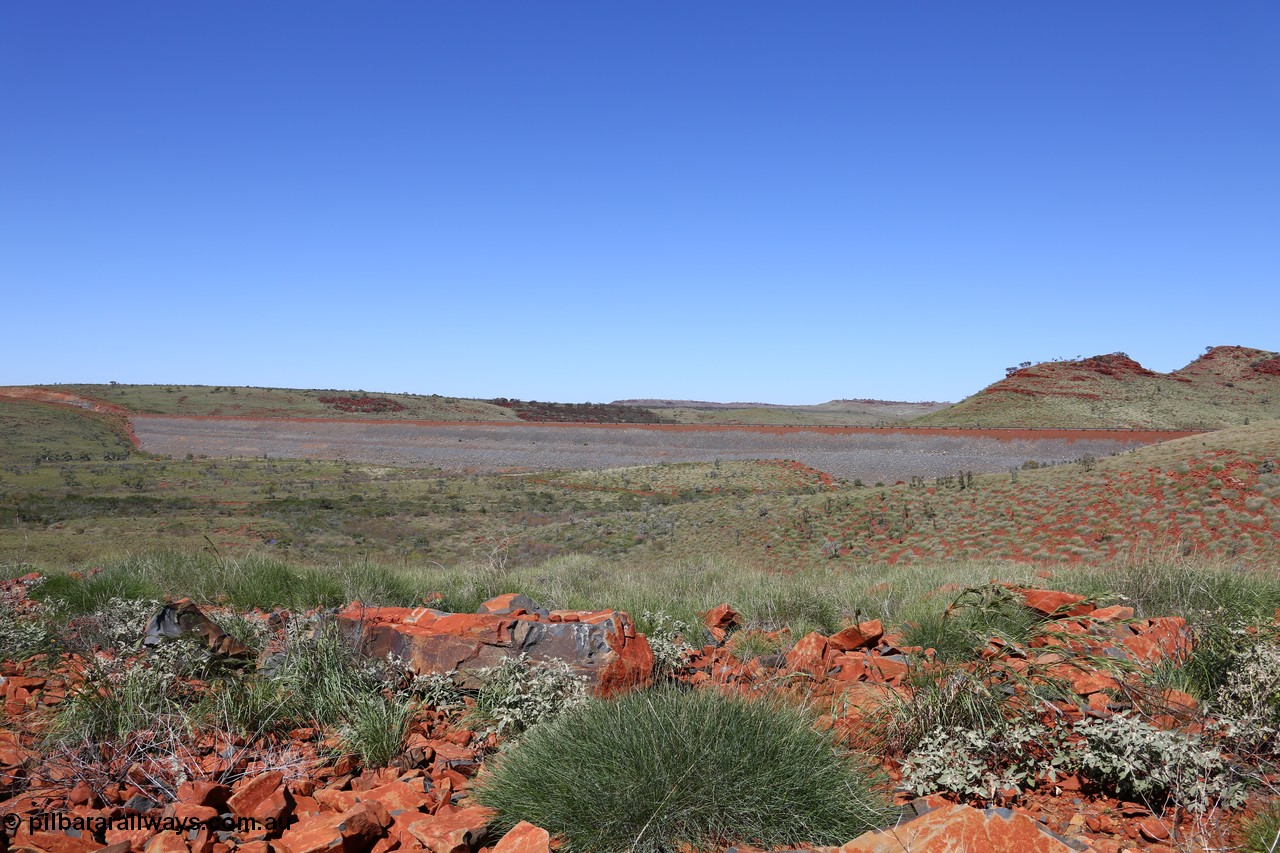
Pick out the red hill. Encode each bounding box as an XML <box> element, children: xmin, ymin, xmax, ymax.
<box><xmin>916</xmin><ymin>346</ymin><xmax>1280</xmax><ymax>429</ymax></box>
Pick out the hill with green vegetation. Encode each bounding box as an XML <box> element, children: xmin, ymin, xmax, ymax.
<box><xmin>0</xmin><ymin>399</ymin><xmax>135</xmax><ymax>465</ymax></box>
<box><xmin>13</xmin><ymin>383</ymin><xmax>522</xmax><ymax>421</ymax></box>
<box><xmin>914</xmin><ymin>345</ymin><xmax>1280</xmax><ymax>429</ymax></box>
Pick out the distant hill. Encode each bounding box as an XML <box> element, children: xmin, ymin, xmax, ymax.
<box><xmin>5</xmin><ymin>384</ymin><xmax>522</xmax><ymax>422</ymax></box>
<box><xmin>615</xmin><ymin>398</ymin><xmax>950</xmax><ymax>426</ymax></box>
<box><xmin>914</xmin><ymin>346</ymin><xmax>1280</xmax><ymax>429</ymax></box>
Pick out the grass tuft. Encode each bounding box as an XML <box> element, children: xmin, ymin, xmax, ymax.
<box><xmin>474</xmin><ymin>687</ymin><xmax>891</xmax><ymax>852</ymax></box>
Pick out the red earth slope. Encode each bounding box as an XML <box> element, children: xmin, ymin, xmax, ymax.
<box><xmin>916</xmin><ymin>346</ymin><xmax>1280</xmax><ymax>429</ymax></box>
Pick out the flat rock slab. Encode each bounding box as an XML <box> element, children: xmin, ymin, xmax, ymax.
<box><xmin>841</xmin><ymin>803</ymin><xmax>1085</xmax><ymax>852</ymax></box>
<box><xmin>336</xmin><ymin>601</ymin><xmax>653</xmax><ymax>697</ymax></box>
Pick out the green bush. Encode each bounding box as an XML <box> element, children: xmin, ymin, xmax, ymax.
<box><xmin>1073</xmin><ymin>712</ymin><xmax>1246</xmax><ymax>813</ymax></box>
<box><xmin>1211</xmin><ymin>632</ymin><xmax>1280</xmax><ymax>757</ymax></box>
<box><xmin>469</xmin><ymin>655</ymin><xmax>588</xmax><ymax>735</ymax></box>
<box><xmin>474</xmin><ymin>687</ymin><xmax>891</xmax><ymax>852</ymax></box>
<box><xmin>903</xmin><ymin>720</ymin><xmax>1071</xmax><ymax>801</ymax></box>
<box><xmin>0</xmin><ymin>591</ymin><xmax>53</xmax><ymax>661</ymax></box>
<box><xmin>48</xmin><ymin>664</ymin><xmax>191</xmax><ymax>745</ymax></box>
<box><xmin>638</xmin><ymin>611</ymin><xmax>697</xmax><ymax>676</ymax></box>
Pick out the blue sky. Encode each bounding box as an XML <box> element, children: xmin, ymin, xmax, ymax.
<box><xmin>2</xmin><ymin>2</ymin><xmax>1276</xmax><ymax>404</ymax></box>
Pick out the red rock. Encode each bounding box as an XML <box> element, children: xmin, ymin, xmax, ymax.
<box><xmin>493</xmin><ymin>822</ymin><xmax>551</xmax><ymax>853</ymax></box>
<box><xmin>227</xmin><ymin>771</ymin><xmax>294</xmax><ymax>827</ymax></box>
<box><xmin>358</xmin><ymin>780</ymin><xmax>432</xmax><ymax>816</ymax></box>
<box><xmin>1137</xmin><ymin>817</ymin><xmax>1170</xmax><ymax>842</ymax></box>
<box><xmin>188</xmin><ymin>827</ymin><xmax>216</xmax><ymax>853</ymax></box>
<box><xmin>1160</xmin><ymin>688</ymin><xmax>1198</xmax><ymax>712</ymax></box>
<box><xmin>1052</xmin><ymin>666</ymin><xmax>1119</xmax><ymax>697</ymax></box>
<box><xmin>1119</xmin><ymin>634</ymin><xmax>1162</xmax><ymax>663</ymax></box>
<box><xmin>476</xmin><ymin>594</ymin><xmax>546</xmax><ymax>618</ymax></box>
<box><xmin>278</xmin><ymin>803</ymin><xmax>390</xmax><ymax>853</ymax></box>
<box><xmin>168</xmin><ymin>803</ymin><xmax>219</xmax><ymax>825</ymax></box>
<box><xmin>402</xmin><ymin>806</ymin><xmax>495</xmax><ymax>853</ymax></box>
<box><xmin>176</xmin><ymin>781</ymin><xmax>231</xmax><ymax>809</ymax></box>
<box><xmin>867</xmin><ymin>655</ymin><xmax>909</xmax><ymax>684</ymax></box>
<box><xmin>700</xmin><ymin>604</ymin><xmax>740</xmax><ymax>643</ymax></box>
<box><xmin>67</xmin><ymin>782</ymin><xmax>95</xmax><ymax>807</ymax></box>
<box><xmin>784</xmin><ymin>632</ymin><xmax>831</xmax><ymax>678</ymax></box>
<box><xmin>1138</xmin><ymin>617</ymin><xmax>1192</xmax><ymax>661</ymax></box>
<box><xmin>104</xmin><ymin>825</ymin><xmax>155</xmax><ymax>852</ymax></box>
<box><xmin>96</xmin><ymin>842</ymin><xmax>133</xmax><ymax>853</ymax></box>
<box><xmin>338</xmin><ymin>604</ymin><xmax>652</xmax><ymax>698</ymax></box>
<box><xmin>831</xmin><ymin>652</ymin><xmax>869</xmax><ymax>682</ymax></box>
<box><xmin>10</xmin><ymin>831</ymin><xmax>101</xmax><ymax>853</ymax></box>
<box><xmin>144</xmin><ymin>833</ymin><xmax>190</xmax><ymax>853</ymax></box>
<box><xmin>0</xmin><ymin>729</ymin><xmax>30</xmax><ymax>766</ymax></box>
<box><xmin>315</xmin><ymin>789</ymin><xmax>361</xmax><ymax>813</ymax></box>
<box><xmin>830</xmin><ymin>620</ymin><xmax>884</xmax><ymax>652</ymax></box>
<box><xmin>1089</xmin><ymin>605</ymin><xmax>1134</xmax><ymax>622</ymax></box>
<box><xmin>839</xmin><ymin>803</ymin><xmax>1077</xmax><ymax>852</ymax></box>
<box><xmin>1014</xmin><ymin>588</ymin><xmax>1093</xmax><ymax>618</ymax></box>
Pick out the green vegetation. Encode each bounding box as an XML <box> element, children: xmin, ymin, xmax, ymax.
<box><xmin>1240</xmin><ymin>800</ymin><xmax>1280</xmax><ymax>853</ymax></box>
<box><xmin>468</xmin><ymin>655</ymin><xmax>589</xmax><ymax>735</ymax></box>
<box><xmin>0</xmin><ymin>400</ymin><xmax>134</xmax><ymax>466</ymax></box>
<box><xmin>474</xmin><ymin>687</ymin><xmax>892</xmax><ymax>852</ymax></box>
<box><xmin>16</xmin><ymin>383</ymin><xmax>521</xmax><ymax>421</ymax></box>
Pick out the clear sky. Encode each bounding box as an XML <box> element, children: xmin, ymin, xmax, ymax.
<box><xmin>2</xmin><ymin>2</ymin><xmax>1276</xmax><ymax>404</ymax></box>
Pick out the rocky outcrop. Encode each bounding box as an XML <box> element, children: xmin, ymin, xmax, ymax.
<box><xmin>144</xmin><ymin>599</ymin><xmax>252</xmax><ymax>659</ymax></box>
<box><xmin>337</xmin><ymin>596</ymin><xmax>653</xmax><ymax>697</ymax></box>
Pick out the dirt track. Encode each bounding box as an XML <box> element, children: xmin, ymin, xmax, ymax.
<box><xmin>131</xmin><ymin>416</ymin><xmax>1192</xmax><ymax>483</ymax></box>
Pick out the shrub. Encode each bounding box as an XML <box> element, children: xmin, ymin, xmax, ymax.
<box><xmin>394</xmin><ymin>664</ymin><xmax>465</xmax><ymax>709</ymax></box>
<box><xmin>57</xmin><ymin>596</ymin><xmax>158</xmax><ymax>657</ymax></box>
<box><xmin>468</xmin><ymin>655</ymin><xmax>588</xmax><ymax>736</ymax></box>
<box><xmin>474</xmin><ymin>687</ymin><xmax>891</xmax><ymax>852</ymax></box>
<box><xmin>1211</xmin><ymin>632</ymin><xmax>1280</xmax><ymax>757</ymax></box>
<box><xmin>639</xmin><ymin>611</ymin><xmax>697</xmax><ymax>676</ymax></box>
<box><xmin>903</xmin><ymin>720</ymin><xmax>1071</xmax><ymax>801</ymax></box>
<box><xmin>1073</xmin><ymin>712</ymin><xmax>1246</xmax><ymax>813</ymax></box>
<box><xmin>48</xmin><ymin>663</ymin><xmax>191</xmax><ymax>745</ymax></box>
<box><xmin>261</xmin><ymin>619</ymin><xmax>384</xmax><ymax>728</ymax></box>
<box><xmin>0</xmin><ymin>593</ymin><xmax>52</xmax><ymax>661</ymax></box>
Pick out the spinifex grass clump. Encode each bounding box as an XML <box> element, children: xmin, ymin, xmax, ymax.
<box><xmin>900</xmin><ymin>583</ymin><xmax>1041</xmax><ymax>662</ymax></box>
<box><xmin>474</xmin><ymin>687</ymin><xmax>891</xmax><ymax>853</ymax></box>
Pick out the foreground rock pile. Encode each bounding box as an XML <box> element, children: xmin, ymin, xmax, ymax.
<box><xmin>0</xmin><ymin>572</ymin><xmax>1273</xmax><ymax>852</ymax></box>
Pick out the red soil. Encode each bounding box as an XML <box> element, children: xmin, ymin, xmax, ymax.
<box><xmin>317</xmin><ymin>395</ymin><xmax>407</xmax><ymax>414</ymax></box>
<box><xmin>1251</xmin><ymin>356</ymin><xmax>1280</xmax><ymax>377</ymax></box>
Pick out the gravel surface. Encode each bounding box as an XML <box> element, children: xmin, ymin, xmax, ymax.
<box><xmin>132</xmin><ymin>417</ymin><xmax>1169</xmax><ymax>483</ymax></box>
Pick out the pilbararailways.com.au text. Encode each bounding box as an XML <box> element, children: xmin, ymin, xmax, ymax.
<box><xmin>3</xmin><ymin>812</ymin><xmax>281</xmax><ymax>834</ymax></box>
